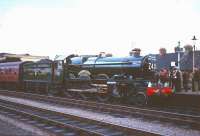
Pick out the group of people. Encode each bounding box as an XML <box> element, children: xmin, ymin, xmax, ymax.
<box><xmin>154</xmin><ymin>67</ymin><xmax>200</xmax><ymax>92</ymax></box>
<box><xmin>180</xmin><ymin>68</ymin><xmax>200</xmax><ymax>92</ymax></box>
<box><xmin>191</xmin><ymin>68</ymin><xmax>200</xmax><ymax>92</ymax></box>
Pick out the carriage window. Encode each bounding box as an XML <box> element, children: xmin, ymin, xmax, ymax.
<box><xmin>8</xmin><ymin>68</ymin><xmax>12</xmax><ymax>73</ymax></box>
<box><xmin>5</xmin><ymin>69</ymin><xmax>9</xmax><ymax>74</ymax></box>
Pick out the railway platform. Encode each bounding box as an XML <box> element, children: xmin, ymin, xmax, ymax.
<box><xmin>166</xmin><ymin>90</ymin><xmax>200</xmax><ymax>107</ymax></box>
<box><xmin>175</xmin><ymin>90</ymin><xmax>200</xmax><ymax>95</ymax></box>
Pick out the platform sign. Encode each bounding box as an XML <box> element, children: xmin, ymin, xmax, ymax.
<box><xmin>171</xmin><ymin>61</ymin><xmax>176</xmax><ymax>67</ymax></box>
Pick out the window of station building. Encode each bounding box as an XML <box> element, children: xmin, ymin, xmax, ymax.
<box><xmin>0</xmin><ymin>69</ymin><xmax>3</xmax><ymax>74</ymax></box>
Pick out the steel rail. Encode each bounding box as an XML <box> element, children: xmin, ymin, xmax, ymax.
<box><xmin>0</xmin><ymin>94</ymin><xmax>159</xmax><ymax>136</ymax></box>
<box><xmin>0</xmin><ymin>102</ymin><xmax>102</xmax><ymax>136</ymax></box>
<box><xmin>0</xmin><ymin>90</ymin><xmax>200</xmax><ymax>130</ymax></box>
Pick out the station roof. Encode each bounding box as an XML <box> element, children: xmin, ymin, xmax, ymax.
<box><xmin>0</xmin><ymin>53</ymin><xmax>49</xmax><ymax>62</ymax></box>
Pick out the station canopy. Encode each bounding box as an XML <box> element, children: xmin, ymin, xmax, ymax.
<box><xmin>0</xmin><ymin>53</ymin><xmax>49</xmax><ymax>62</ymax></box>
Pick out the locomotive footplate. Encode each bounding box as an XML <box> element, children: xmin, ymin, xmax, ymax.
<box><xmin>67</xmin><ymin>83</ymin><xmax>108</xmax><ymax>93</ymax></box>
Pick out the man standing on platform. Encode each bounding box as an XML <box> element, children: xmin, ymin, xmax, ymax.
<box><xmin>172</xmin><ymin>67</ymin><xmax>181</xmax><ymax>92</ymax></box>
<box><xmin>198</xmin><ymin>69</ymin><xmax>200</xmax><ymax>91</ymax></box>
<box><xmin>192</xmin><ymin>68</ymin><xmax>199</xmax><ymax>92</ymax></box>
<box><xmin>182</xmin><ymin>70</ymin><xmax>189</xmax><ymax>92</ymax></box>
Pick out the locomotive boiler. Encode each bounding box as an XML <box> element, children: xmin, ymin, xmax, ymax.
<box><xmin>66</xmin><ymin>54</ymin><xmax>154</xmax><ymax>80</ymax></box>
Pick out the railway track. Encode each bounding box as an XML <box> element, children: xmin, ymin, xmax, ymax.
<box><xmin>0</xmin><ymin>90</ymin><xmax>200</xmax><ymax>131</ymax></box>
<box><xmin>0</xmin><ymin>91</ymin><xmax>159</xmax><ymax>136</ymax></box>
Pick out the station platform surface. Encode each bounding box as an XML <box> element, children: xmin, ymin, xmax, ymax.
<box><xmin>166</xmin><ymin>90</ymin><xmax>200</xmax><ymax>107</ymax></box>
<box><xmin>175</xmin><ymin>90</ymin><xmax>200</xmax><ymax>95</ymax></box>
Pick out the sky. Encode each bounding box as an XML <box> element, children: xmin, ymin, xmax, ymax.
<box><xmin>0</xmin><ymin>0</ymin><xmax>200</xmax><ymax>59</ymax></box>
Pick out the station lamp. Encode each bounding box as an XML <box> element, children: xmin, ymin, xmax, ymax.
<box><xmin>192</xmin><ymin>35</ymin><xmax>198</xmax><ymax>72</ymax></box>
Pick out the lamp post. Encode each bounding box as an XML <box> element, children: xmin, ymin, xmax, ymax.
<box><xmin>177</xmin><ymin>41</ymin><xmax>181</xmax><ymax>69</ymax></box>
<box><xmin>192</xmin><ymin>35</ymin><xmax>198</xmax><ymax>72</ymax></box>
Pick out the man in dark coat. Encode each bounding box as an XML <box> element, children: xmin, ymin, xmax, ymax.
<box><xmin>198</xmin><ymin>69</ymin><xmax>200</xmax><ymax>91</ymax></box>
<box><xmin>192</xmin><ymin>68</ymin><xmax>199</xmax><ymax>92</ymax></box>
<box><xmin>172</xmin><ymin>68</ymin><xmax>181</xmax><ymax>92</ymax></box>
<box><xmin>182</xmin><ymin>70</ymin><xmax>189</xmax><ymax>92</ymax></box>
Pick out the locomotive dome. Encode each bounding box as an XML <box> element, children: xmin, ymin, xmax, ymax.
<box><xmin>129</xmin><ymin>48</ymin><xmax>141</xmax><ymax>57</ymax></box>
<box><xmin>132</xmin><ymin>48</ymin><xmax>141</xmax><ymax>51</ymax></box>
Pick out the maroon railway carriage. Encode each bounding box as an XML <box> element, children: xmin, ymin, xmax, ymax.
<box><xmin>0</xmin><ymin>61</ymin><xmax>26</xmax><ymax>90</ymax></box>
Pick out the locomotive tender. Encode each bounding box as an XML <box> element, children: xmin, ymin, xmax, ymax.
<box><xmin>0</xmin><ymin>53</ymin><xmax>170</xmax><ymax>105</ymax></box>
